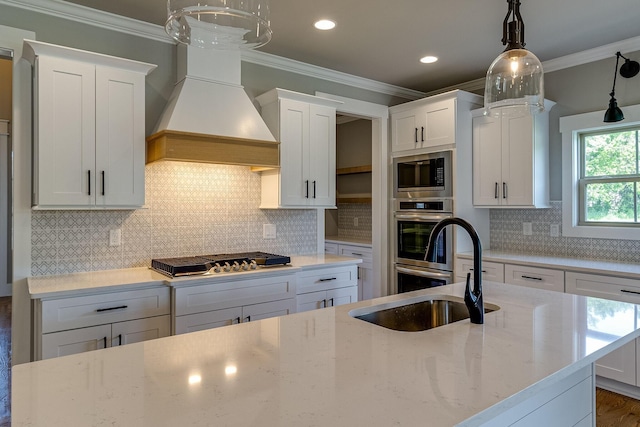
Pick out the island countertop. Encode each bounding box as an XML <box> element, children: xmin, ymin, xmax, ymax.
<box><xmin>12</xmin><ymin>281</ymin><xmax>640</xmax><ymax>426</ymax></box>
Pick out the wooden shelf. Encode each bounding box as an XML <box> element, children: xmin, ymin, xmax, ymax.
<box><xmin>336</xmin><ymin>165</ymin><xmax>372</xmax><ymax>175</ymax></box>
<box><xmin>337</xmin><ymin>196</ymin><xmax>372</xmax><ymax>204</ymax></box>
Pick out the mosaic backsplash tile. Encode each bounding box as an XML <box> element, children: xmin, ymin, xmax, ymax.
<box><xmin>31</xmin><ymin>162</ymin><xmax>318</xmax><ymax>276</ymax></box>
<box><xmin>489</xmin><ymin>201</ymin><xmax>640</xmax><ymax>262</ymax></box>
<box><xmin>336</xmin><ymin>203</ymin><xmax>372</xmax><ymax>241</ymax></box>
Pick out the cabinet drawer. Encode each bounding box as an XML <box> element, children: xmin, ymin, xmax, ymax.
<box><xmin>339</xmin><ymin>245</ymin><xmax>372</xmax><ymax>263</ymax></box>
<box><xmin>456</xmin><ymin>259</ymin><xmax>504</xmax><ymax>283</ymax></box>
<box><xmin>41</xmin><ymin>287</ymin><xmax>170</xmax><ymax>333</ymax></box>
<box><xmin>324</xmin><ymin>243</ymin><xmax>338</xmax><ymax>255</ymax></box>
<box><xmin>174</xmin><ymin>273</ymin><xmax>296</xmax><ymax>316</ymax></box>
<box><xmin>297</xmin><ymin>265</ymin><xmax>357</xmax><ymax>293</ymax></box>
<box><xmin>565</xmin><ymin>272</ymin><xmax>640</xmax><ymax>304</ymax></box>
<box><xmin>504</xmin><ymin>264</ymin><xmax>564</xmax><ymax>292</ymax></box>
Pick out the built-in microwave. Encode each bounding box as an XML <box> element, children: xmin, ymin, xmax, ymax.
<box><xmin>393</xmin><ymin>151</ymin><xmax>452</xmax><ymax>199</ymax></box>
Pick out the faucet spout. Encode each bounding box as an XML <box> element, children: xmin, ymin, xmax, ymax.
<box><xmin>425</xmin><ymin>217</ymin><xmax>484</xmax><ymax>324</ymax></box>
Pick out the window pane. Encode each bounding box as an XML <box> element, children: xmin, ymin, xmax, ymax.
<box><xmin>584</xmin><ymin>131</ymin><xmax>637</xmax><ymax>177</ymax></box>
<box><xmin>585</xmin><ymin>181</ymin><xmax>636</xmax><ymax>222</ymax></box>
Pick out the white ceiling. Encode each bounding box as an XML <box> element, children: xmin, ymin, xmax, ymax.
<box><xmin>62</xmin><ymin>0</ymin><xmax>640</xmax><ymax>93</ymax></box>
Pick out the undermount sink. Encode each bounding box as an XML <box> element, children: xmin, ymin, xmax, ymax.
<box><xmin>349</xmin><ymin>295</ymin><xmax>499</xmax><ymax>332</ymax></box>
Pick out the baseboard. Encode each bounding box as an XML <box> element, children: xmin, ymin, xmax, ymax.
<box><xmin>596</xmin><ymin>375</ymin><xmax>640</xmax><ymax>400</ymax></box>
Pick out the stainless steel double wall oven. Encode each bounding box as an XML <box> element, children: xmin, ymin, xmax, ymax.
<box><xmin>393</xmin><ymin>150</ymin><xmax>454</xmax><ymax>293</ymax></box>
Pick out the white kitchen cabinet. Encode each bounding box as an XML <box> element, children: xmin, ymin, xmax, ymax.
<box><xmin>338</xmin><ymin>244</ymin><xmax>374</xmax><ymax>301</ymax></box>
<box><xmin>41</xmin><ymin>315</ymin><xmax>170</xmax><ymax>360</ymax></box>
<box><xmin>389</xmin><ymin>91</ymin><xmax>482</xmax><ymax>154</ymax></box>
<box><xmin>35</xmin><ymin>286</ymin><xmax>171</xmax><ymax>360</ymax></box>
<box><xmin>472</xmin><ymin>100</ymin><xmax>554</xmax><ymax>208</ymax></box>
<box><xmin>296</xmin><ymin>264</ymin><xmax>358</xmax><ymax>312</ymax></box>
<box><xmin>455</xmin><ymin>258</ymin><xmax>504</xmax><ymax>283</ymax></box>
<box><xmin>257</xmin><ymin>88</ymin><xmax>342</xmax><ymax>208</ymax></box>
<box><xmin>173</xmin><ymin>273</ymin><xmax>296</xmax><ymax>335</ymax></box>
<box><xmin>23</xmin><ymin>40</ymin><xmax>155</xmax><ymax>209</ymax></box>
<box><xmin>324</xmin><ymin>242</ymin><xmax>339</xmax><ymax>255</ymax></box>
<box><xmin>565</xmin><ymin>271</ymin><xmax>640</xmax><ymax>386</ymax></box>
<box><xmin>504</xmin><ymin>263</ymin><xmax>565</xmax><ymax>292</ymax></box>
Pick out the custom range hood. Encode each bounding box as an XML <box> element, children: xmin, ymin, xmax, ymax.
<box><xmin>146</xmin><ymin>44</ymin><xmax>279</xmax><ymax>168</ymax></box>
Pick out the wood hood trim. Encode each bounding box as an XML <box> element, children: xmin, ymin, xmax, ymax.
<box><xmin>146</xmin><ymin>130</ymin><xmax>280</xmax><ymax>169</ymax></box>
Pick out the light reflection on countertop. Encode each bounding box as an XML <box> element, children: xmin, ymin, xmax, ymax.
<box><xmin>12</xmin><ymin>281</ymin><xmax>640</xmax><ymax>426</ymax></box>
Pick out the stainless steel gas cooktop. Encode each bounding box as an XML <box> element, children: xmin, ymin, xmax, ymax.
<box><xmin>151</xmin><ymin>252</ymin><xmax>291</xmax><ymax>277</ymax></box>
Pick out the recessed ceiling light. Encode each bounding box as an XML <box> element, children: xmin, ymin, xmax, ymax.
<box><xmin>314</xmin><ymin>19</ymin><xmax>336</xmax><ymax>30</ymax></box>
<box><xmin>420</xmin><ymin>56</ymin><xmax>438</xmax><ymax>64</ymax></box>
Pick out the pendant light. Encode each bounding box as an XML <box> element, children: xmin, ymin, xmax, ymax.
<box><xmin>603</xmin><ymin>52</ymin><xmax>640</xmax><ymax>123</ymax></box>
<box><xmin>484</xmin><ymin>0</ymin><xmax>544</xmax><ymax>116</ymax></box>
<box><xmin>166</xmin><ymin>0</ymin><xmax>272</xmax><ymax>49</ymax></box>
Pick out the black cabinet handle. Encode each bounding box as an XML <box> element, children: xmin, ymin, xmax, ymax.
<box><xmin>313</xmin><ymin>180</ymin><xmax>316</xmax><ymax>198</ymax></box>
<box><xmin>414</xmin><ymin>127</ymin><xmax>418</xmax><ymax>143</ymax></box>
<box><xmin>319</xmin><ymin>277</ymin><xmax>337</xmax><ymax>282</ymax></box>
<box><xmin>503</xmin><ymin>182</ymin><xmax>507</xmax><ymax>199</ymax></box>
<box><xmin>244</xmin><ymin>315</ymin><xmax>251</xmax><ymax>323</ymax></box>
<box><xmin>495</xmin><ymin>182</ymin><xmax>498</xmax><ymax>199</ymax></box>
<box><xmin>96</xmin><ymin>305</ymin><xmax>128</xmax><ymax>313</ymax></box>
<box><xmin>621</xmin><ymin>289</ymin><xmax>640</xmax><ymax>296</ymax></box>
<box><xmin>305</xmin><ymin>180</ymin><xmax>309</xmax><ymax>198</ymax></box>
<box><xmin>328</xmin><ymin>298</ymin><xmax>334</xmax><ymax>307</ymax></box>
<box><xmin>118</xmin><ymin>334</ymin><xmax>122</xmax><ymax>346</ymax></box>
<box><xmin>234</xmin><ymin>317</ymin><xmax>241</xmax><ymax>324</ymax></box>
<box><xmin>521</xmin><ymin>275</ymin><xmax>542</xmax><ymax>281</ymax></box>
<box><xmin>102</xmin><ymin>336</ymin><xmax>107</xmax><ymax>349</ymax></box>
<box><xmin>101</xmin><ymin>171</ymin><xmax>105</xmax><ymax>196</ymax></box>
<box><xmin>88</xmin><ymin>170</ymin><xmax>91</xmax><ymax>196</ymax></box>
<box><xmin>469</xmin><ymin>268</ymin><xmax>487</xmax><ymax>273</ymax></box>
<box><xmin>421</xmin><ymin>126</ymin><xmax>425</xmax><ymax>142</ymax></box>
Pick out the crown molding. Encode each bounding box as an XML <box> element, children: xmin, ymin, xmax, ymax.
<box><xmin>3</xmin><ymin>0</ymin><xmax>640</xmax><ymax>100</ymax></box>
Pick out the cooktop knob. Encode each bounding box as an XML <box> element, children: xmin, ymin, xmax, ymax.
<box><xmin>232</xmin><ymin>261</ymin><xmax>241</xmax><ymax>271</ymax></box>
<box><xmin>249</xmin><ymin>260</ymin><xmax>257</xmax><ymax>270</ymax></box>
<box><xmin>241</xmin><ymin>261</ymin><xmax>250</xmax><ymax>270</ymax></box>
<box><xmin>212</xmin><ymin>263</ymin><xmax>222</xmax><ymax>273</ymax></box>
<box><xmin>223</xmin><ymin>262</ymin><xmax>231</xmax><ymax>272</ymax></box>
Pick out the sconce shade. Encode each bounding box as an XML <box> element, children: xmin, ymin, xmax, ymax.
<box><xmin>603</xmin><ymin>52</ymin><xmax>638</xmax><ymax>123</ymax></box>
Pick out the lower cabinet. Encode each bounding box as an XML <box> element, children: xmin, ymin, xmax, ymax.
<box><xmin>41</xmin><ymin>315</ymin><xmax>170</xmax><ymax>360</ymax></box>
<box><xmin>173</xmin><ymin>273</ymin><xmax>297</xmax><ymax>335</ymax></box>
<box><xmin>297</xmin><ymin>264</ymin><xmax>358</xmax><ymax>313</ymax></box>
<box><xmin>503</xmin><ymin>264</ymin><xmax>565</xmax><ymax>292</ymax></box>
<box><xmin>455</xmin><ymin>259</ymin><xmax>505</xmax><ymax>283</ymax></box>
<box><xmin>338</xmin><ymin>244</ymin><xmax>373</xmax><ymax>301</ymax></box>
<box><xmin>35</xmin><ymin>286</ymin><xmax>171</xmax><ymax>360</ymax></box>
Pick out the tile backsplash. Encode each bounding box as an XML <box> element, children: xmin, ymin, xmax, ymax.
<box><xmin>31</xmin><ymin>162</ymin><xmax>318</xmax><ymax>276</ymax></box>
<box><xmin>490</xmin><ymin>201</ymin><xmax>640</xmax><ymax>262</ymax></box>
<box><xmin>336</xmin><ymin>203</ymin><xmax>372</xmax><ymax>241</ymax></box>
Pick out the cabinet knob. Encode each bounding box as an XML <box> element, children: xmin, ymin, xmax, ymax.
<box><xmin>503</xmin><ymin>182</ymin><xmax>507</xmax><ymax>199</ymax></box>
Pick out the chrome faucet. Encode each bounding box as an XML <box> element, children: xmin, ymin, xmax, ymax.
<box><xmin>425</xmin><ymin>217</ymin><xmax>484</xmax><ymax>324</ymax></box>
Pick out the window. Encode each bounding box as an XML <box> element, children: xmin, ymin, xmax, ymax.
<box><xmin>561</xmin><ymin>104</ymin><xmax>640</xmax><ymax>240</ymax></box>
<box><xmin>579</xmin><ymin>128</ymin><xmax>640</xmax><ymax>225</ymax></box>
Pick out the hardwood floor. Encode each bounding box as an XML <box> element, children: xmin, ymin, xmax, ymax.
<box><xmin>0</xmin><ymin>297</ymin><xmax>637</xmax><ymax>426</ymax></box>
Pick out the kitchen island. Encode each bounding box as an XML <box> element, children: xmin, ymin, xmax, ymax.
<box><xmin>13</xmin><ymin>281</ymin><xmax>640</xmax><ymax>426</ymax></box>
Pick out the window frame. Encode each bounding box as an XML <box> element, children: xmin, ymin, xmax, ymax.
<box><xmin>561</xmin><ymin>103</ymin><xmax>640</xmax><ymax>240</ymax></box>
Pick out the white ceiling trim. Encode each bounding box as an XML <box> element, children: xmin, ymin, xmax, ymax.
<box><xmin>3</xmin><ymin>0</ymin><xmax>640</xmax><ymax>101</ymax></box>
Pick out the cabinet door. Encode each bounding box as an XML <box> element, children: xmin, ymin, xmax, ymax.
<box><xmin>35</xmin><ymin>56</ymin><xmax>96</xmax><ymax>206</ymax></box>
<box><xmin>421</xmin><ymin>98</ymin><xmax>455</xmax><ymax>148</ymax></box>
<box><xmin>307</xmin><ymin>103</ymin><xmax>336</xmax><ymax>206</ymax></box>
<box><xmin>502</xmin><ymin>112</ymin><xmax>534</xmax><ymax>206</ymax></box>
<box><xmin>111</xmin><ymin>315</ymin><xmax>170</xmax><ymax>346</ymax></box>
<box><xmin>174</xmin><ymin>307</ymin><xmax>243</xmax><ymax>335</ymax></box>
<box><xmin>41</xmin><ymin>324</ymin><xmax>111</xmax><ymax>360</ymax></box>
<box><xmin>472</xmin><ymin>114</ymin><xmax>502</xmax><ymax>206</ymax></box>
<box><xmin>242</xmin><ymin>299</ymin><xmax>295</xmax><ymax>322</ymax></box>
<box><xmin>297</xmin><ymin>290</ymin><xmax>328</xmax><ymax>313</ymax></box>
<box><xmin>391</xmin><ymin>109</ymin><xmax>420</xmax><ymax>153</ymax></box>
<box><xmin>327</xmin><ymin>286</ymin><xmax>358</xmax><ymax>307</ymax></box>
<box><xmin>95</xmin><ymin>66</ymin><xmax>145</xmax><ymax>207</ymax></box>
<box><xmin>596</xmin><ymin>340</ymin><xmax>637</xmax><ymax>386</ymax></box>
<box><xmin>279</xmin><ymin>97</ymin><xmax>309</xmax><ymax>206</ymax></box>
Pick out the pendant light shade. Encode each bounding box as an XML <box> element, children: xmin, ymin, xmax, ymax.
<box><xmin>166</xmin><ymin>0</ymin><xmax>272</xmax><ymax>49</ymax></box>
<box><xmin>484</xmin><ymin>0</ymin><xmax>544</xmax><ymax>116</ymax></box>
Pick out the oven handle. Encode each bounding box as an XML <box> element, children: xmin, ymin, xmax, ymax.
<box><xmin>396</xmin><ymin>266</ymin><xmax>452</xmax><ymax>279</ymax></box>
<box><xmin>394</xmin><ymin>214</ymin><xmax>452</xmax><ymax>221</ymax></box>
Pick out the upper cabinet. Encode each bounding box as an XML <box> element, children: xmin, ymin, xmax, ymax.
<box><xmin>472</xmin><ymin>100</ymin><xmax>555</xmax><ymax>208</ymax></box>
<box><xmin>389</xmin><ymin>91</ymin><xmax>482</xmax><ymax>154</ymax></box>
<box><xmin>23</xmin><ymin>40</ymin><xmax>156</xmax><ymax>209</ymax></box>
<box><xmin>256</xmin><ymin>88</ymin><xmax>342</xmax><ymax>208</ymax></box>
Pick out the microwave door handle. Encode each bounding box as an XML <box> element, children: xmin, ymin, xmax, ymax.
<box><xmin>394</xmin><ymin>214</ymin><xmax>451</xmax><ymax>221</ymax></box>
<box><xmin>396</xmin><ymin>266</ymin><xmax>451</xmax><ymax>279</ymax></box>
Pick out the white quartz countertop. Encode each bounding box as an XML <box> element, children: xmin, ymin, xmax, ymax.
<box><xmin>27</xmin><ymin>254</ymin><xmax>361</xmax><ymax>299</ymax></box>
<box><xmin>13</xmin><ymin>282</ymin><xmax>640</xmax><ymax>426</ymax></box>
<box><xmin>457</xmin><ymin>250</ymin><xmax>640</xmax><ymax>279</ymax></box>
